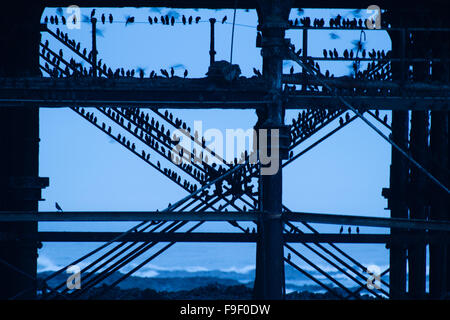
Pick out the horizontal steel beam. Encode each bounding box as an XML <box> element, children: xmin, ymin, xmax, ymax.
<box><xmin>284</xmin><ymin>212</ymin><xmax>450</xmax><ymax>231</ymax></box>
<box><xmin>0</xmin><ymin>211</ymin><xmax>258</xmax><ymax>222</ymax></box>
<box><xmin>285</xmin><ymin>233</ymin><xmax>450</xmax><ymax>244</ymax></box>
<box><xmin>285</xmin><ymin>94</ymin><xmax>449</xmax><ymax>111</ymax></box>
<box><xmin>36</xmin><ymin>232</ymin><xmax>258</xmax><ymax>243</ymax></box>
<box><xmin>0</xmin><ymin>232</ymin><xmax>447</xmax><ymax>243</ymax></box>
<box><xmin>283</xmin><ymin>74</ymin><xmax>450</xmax><ymax>92</ymax></box>
<box><xmin>0</xmin><ymin>211</ymin><xmax>449</xmax><ymax>231</ymax></box>
<box><xmin>0</xmin><ymin>77</ymin><xmax>448</xmax><ymax>111</ymax></box>
<box><xmin>0</xmin><ymin>77</ymin><xmax>269</xmax><ymax>109</ymax></box>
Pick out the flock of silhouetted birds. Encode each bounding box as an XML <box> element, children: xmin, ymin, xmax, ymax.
<box><xmin>289</xmin><ymin>106</ymin><xmax>389</xmax><ymax>147</ymax></box>
<box><xmin>339</xmin><ymin>226</ymin><xmax>360</xmax><ymax>234</ymax></box>
<box><xmin>43</xmin><ymin>29</ymin><xmax>191</xmax><ymax>79</ymax></box>
<box><xmin>74</xmin><ymin>106</ymin><xmax>204</xmax><ymax>193</ymax></box>
<box><xmin>43</xmin><ymin>17</ymin><xmax>391</xmax><ymax>81</ymax></box>
<box><xmin>44</xmin><ymin>9</ymin><xmax>229</xmax><ymax>27</ymax></box>
<box><xmin>287</xmin><ymin>46</ymin><xmax>391</xmax><ymax>84</ymax></box>
<box><xmin>290</xmin><ymin>109</ymin><xmax>342</xmax><ymax>142</ymax></box>
<box><xmin>44</xmin><ymin>10</ymin><xmax>377</xmax><ymax>32</ymax></box>
<box><xmin>289</xmin><ymin>14</ymin><xmax>370</xmax><ymax>29</ymax></box>
<box><xmin>73</xmin><ymin>104</ymin><xmax>256</xmax><ymax>197</ymax></box>
<box><xmin>322</xmin><ymin>48</ymin><xmax>391</xmax><ymax>61</ymax></box>
<box><xmin>287</xmin><ymin>225</ymin><xmax>360</xmax><ymax>235</ymax></box>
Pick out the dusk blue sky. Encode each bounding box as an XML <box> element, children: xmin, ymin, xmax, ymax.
<box><xmin>37</xmin><ymin>7</ymin><xmax>401</xmax><ymax>283</ymax></box>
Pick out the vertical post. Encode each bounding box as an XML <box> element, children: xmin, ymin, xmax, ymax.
<box><xmin>209</xmin><ymin>18</ymin><xmax>216</xmax><ymax>67</ymax></box>
<box><xmin>302</xmin><ymin>28</ymin><xmax>308</xmax><ymax>91</ymax></box>
<box><xmin>253</xmin><ymin>0</ymin><xmax>292</xmax><ymax>300</ymax></box>
<box><xmin>386</xmin><ymin>22</ymin><xmax>409</xmax><ymax>300</ymax></box>
<box><xmin>388</xmin><ymin>111</ymin><xmax>409</xmax><ymax>299</ymax></box>
<box><xmin>429</xmin><ymin>18</ymin><xmax>449</xmax><ymax>299</ymax></box>
<box><xmin>429</xmin><ymin>111</ymin><xmax>448</xmax><ymax>299</ymax></box>
<box><xmin>408</xmin><ymin>28</ymin><xmax>429</xmax><ymax>299</ymax></box>
<box><xmin>408</xmin><ymin>110</ymin><xmax>428</xmax><ymax>299</ymax></box>
<box><xmin>0</xmin><ymin>3</ymin><xmax>45</xmax><ymax>299</ymax></box>
<box><xmin>91</xmin><ymin>17</ymin><xmax>97</xmax><ymax>77</ymax></box>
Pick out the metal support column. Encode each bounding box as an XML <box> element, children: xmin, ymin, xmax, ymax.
<box><xmin>408</xmin><ymin>27</ymin><xmax>429</xmax><ymax>299</ymax></box>
<box><xmin>386</xmin><ymin>19</ymin><xmax>409</xmax><ymax>299</ymax></box>
<box><xmin>253</xmin><ymin>0</ymin><xmax>292</xmax><ymax>300</ymax></box>
<box><xmin>429</xmin><ymin>16</ymin><xmax>449</xmax><ymax>299</ymax></box>
<box><xmin>0</xmin><ymin>3</ymin><xmax>45</xmax><ymax>299</ymax></box>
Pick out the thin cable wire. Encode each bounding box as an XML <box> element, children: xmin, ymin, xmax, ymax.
<box><xmin>230</xmin><ymin>1</ymin><xmax>238</xmax><ymax>64</ymax></box>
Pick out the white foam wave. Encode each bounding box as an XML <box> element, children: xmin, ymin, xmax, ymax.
<box><xmin>219</xmin><ymin>265</ymin><xmax>255</xmax><ymax>274</ymax></box>
<box><xmin>37</xmin><ymin>255</ymin><xmax>62</xmax><ymax>272</ymax></box>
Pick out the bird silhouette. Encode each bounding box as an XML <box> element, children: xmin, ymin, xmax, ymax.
<box><xmin>253</xmin><ymin>68</ymin><xmax>262</xmax><ymax>77</ymax></box>
<box><xmin>290</xmin><ymin>66</ymin><xmax>294</xmax><ymax>75</ymax></box>
<box><xmin>55</xmin><ymin>202</ymin><xmax>63</xmax><ymax>212</ymax></box>
<box><xmin>287</xmin><ymin>253</ymin><xmax>291</xmax><ymax>261</ymax></box>
<box><xmin>170</xmin><ymin>16</ymin><xmax>175</xmax><ymax>26</ymax></box>
<box><xmin>91</xmin><ymin>9</ymin><xmax>95</xmax><ymax>18</ymax></box>
<box><xmin>333</xmin><ymin>48</ymin><xmax>338</xmax><ymax>58</ymax></box>
<box><xmin>344</xmin><ymin>49</ymin><xmax>349</xmax><ymax>59</ymax></box>
<box><xmin>182</xmin><ymin>15</ymin><xmax>186</xmax><ymax>25</ymax></box>
<box><xmin>148</xmin><ymin>16</ymin><xmax>153</xmax><ymax>24</ymax></box>
<box><xmin>170</xmin><ymin>67</ymin><xmax>174</xmax><ymax>77</ymax></box>
<box><xmin>101</xmin><ymin>13</ymin><xmax>105</xmax><ymax>24</ymax></box>
<box><xmin>339</xmin><ymin>226</ymin><xmax>343</xmax><ymax>234</ymax></box>
<box><xmin>109</xmin><ymin>14</ymin><xmax>113</xmax><ymax>24</ymax></box>
<box><xmin>125</xmin><ymin>16</ymin><xmax>135</xmax><ymax>26</ymax></box>
<box><xmin>184</xmin><ymin>69</ymin><xmax>188</xmax><ymax>78</ymax></box>
<box><xmin>188</xmin><ymin>16</ymin><xmax>193</xmax><ymax>24</ymax></box>
<box><xmin>160</xmin><ymin>69</ymin><xmax>169</xmax><ymax>78</ymax></box>
<box><xmin>323</xmin><ymin>49</ymin><xmax>327</xmax><ymax>58</ymax></box>
<box><xmin>195</xmin><ymin>16</ymin><xmax>201</xmax><ymax>23</ymax></box>
<box><xmin>348</xmin><ymin>227</ymin><xmax>351</xmax><ymax>234</ymax></box>
<box><xmin>222</xmin><ymin>16</ymin><xmax>227</xmax><ymax>24</ymax></box>
<box><xmin>356</xmin><ymin>227</ymin><xmax>360</xmax><ymax>234</ymax></box>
